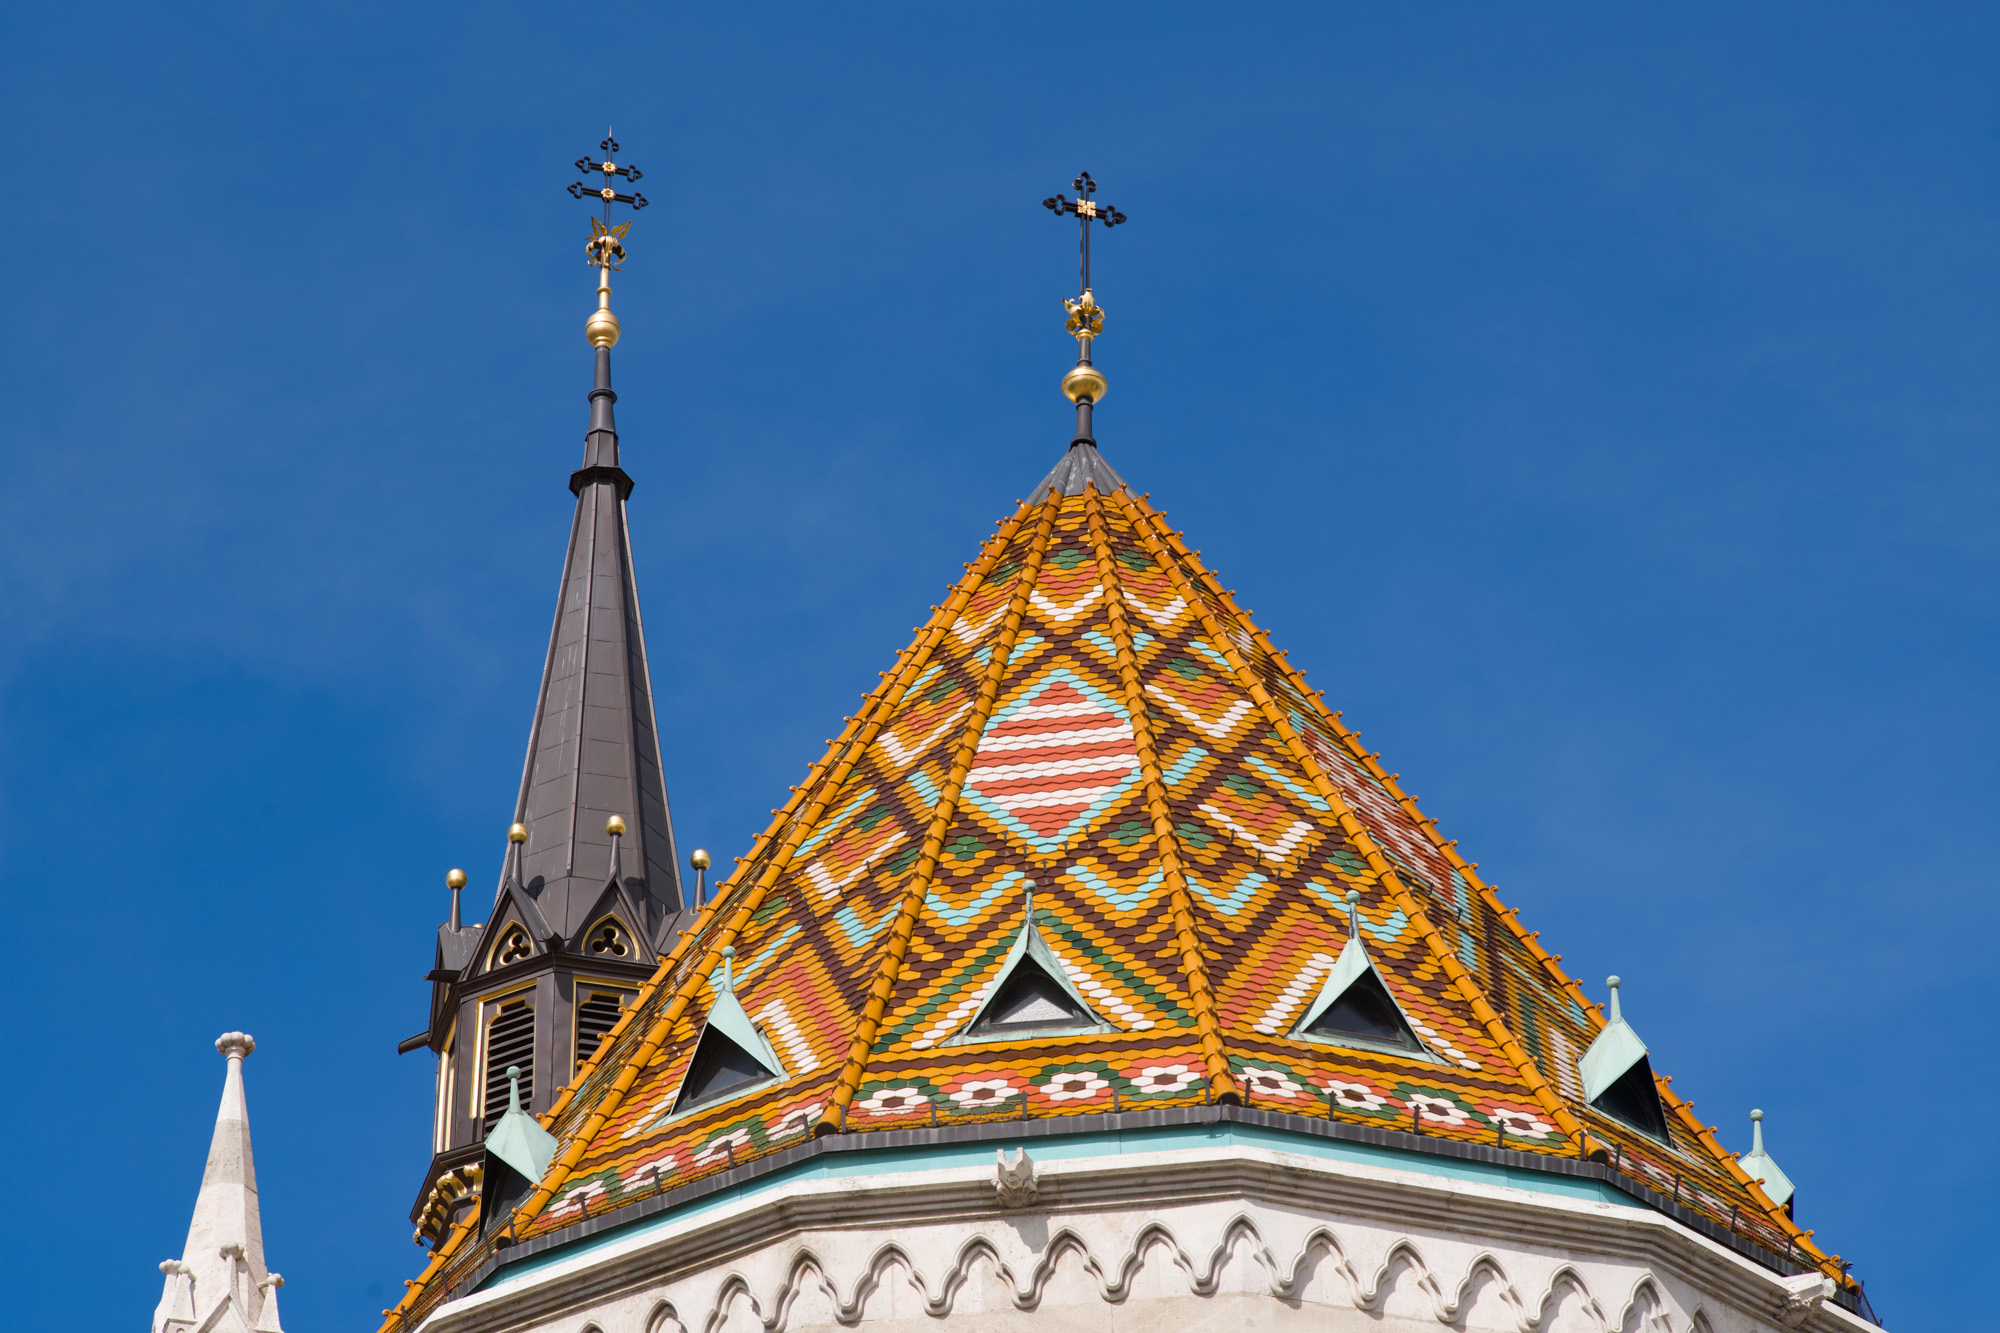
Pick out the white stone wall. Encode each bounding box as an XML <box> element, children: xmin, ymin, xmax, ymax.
<box><xmin>420</xmin><ymin>1142</ymin><xmax>1863</xmax><ymax>1333</ymax></box>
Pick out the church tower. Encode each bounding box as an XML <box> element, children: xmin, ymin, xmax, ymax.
<box><xmin>381</xmin><ymin>168</ymin><xmax>1875</xmax><ymax>1333</ymax></box>
<box><xmin>400</xmin><ymin>137</ymin><xmax>692</xmax><ymax>1250</ymax></box>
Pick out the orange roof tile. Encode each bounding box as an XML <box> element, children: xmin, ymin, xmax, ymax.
<box><xmin>381</xmin><ymin>462</ymin><xmax>1846</xmax><ymax>1331</ymax></box>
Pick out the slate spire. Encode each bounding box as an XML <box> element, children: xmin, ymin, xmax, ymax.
<box><xmin>506</xmin><ymin>219</ymin><xmax>684</xmax><ymax>937</ymax></box>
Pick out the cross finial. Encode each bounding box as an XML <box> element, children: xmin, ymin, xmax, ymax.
<box><xmin>1043</xmin><ymin>170</ymin><xmax>1127</xmax><ymax>297</ymax></box>
<box><xmin>569</xmin><ymin>131</ymin><xmax>649</xmax><ymax>270</ymax></box>
<box><xmin>1044</xmin><ymin>171</ymin><xmax>1128</xmax><ymax>445</ymax></box>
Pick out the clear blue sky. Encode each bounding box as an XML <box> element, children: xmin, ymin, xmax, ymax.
<box><xmin>2</xmin><ymin>5</ymin><xmax>1993</xmax><ymax>1329</ymax></box>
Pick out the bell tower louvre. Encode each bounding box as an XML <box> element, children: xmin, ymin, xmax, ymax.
<box><xmin>398</xmin><ymin>136</ymin><xmax>693</xmax><ymax>1250</ymax></box>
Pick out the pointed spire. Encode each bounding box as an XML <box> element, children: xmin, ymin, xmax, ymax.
<box><xmin>1036</xmin><ymin>171</ymin><xmax>1131</xmax><ymax>497</ymax></box>
<box><xmin>504</xmin><ymin>155</ymin><xmax>683</xmax><ymax>940</ymax></box>
<box><xmin>153</xmin><ymin>1033</ymin><xmax>283</xmax><ymax>1333</ymax></box>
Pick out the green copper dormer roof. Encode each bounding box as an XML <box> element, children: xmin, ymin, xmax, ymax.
<box><xmin>1293</xmin><ymin>891</ymin><xmax>1432</xmax><ymax>1058</ymax></box>
<box><xmin>950</xmin><ymin>893</ymin><xmax>1109</xmax><ymax>1043</ymax></box>
<box><xmin>1578</xmin><ymin>976</ymin><xmax>1670</xmax><ymax>1140</ymax></box>
<box><xmin>486</xmin><ymin>1068</ymin><xmax>559</xmax><ymax>1183</ymax></box>
<box><xmin>1737</xmin><ymin>1108</ymin><xmax>1796</xmax><ymax>1209</ymax></box>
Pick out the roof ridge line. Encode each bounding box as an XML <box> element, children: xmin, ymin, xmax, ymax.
<box><xmin>500</xmin><ymin>504</ymin><xmax>1041</xmax><ymax>1247</ymax></box>
<box><xmin>1082</xmin><ymin>486</ymin><xmax>1236</xmax><ymax>1103</ymax></box>
<box><xmin>816</xmin><ymin>492</ymin><xmax>1064</xmax><ymax>1134</ymax></box>
<box><xmin>1191</xmin><ymin>563</ymin><xmax>1833</xmax><ymax>1276</ymax></box>
<box><xmin>1114</xmin><ymin>491</ymin><xmax>1589</xmax><ymax>1147</ymax></box>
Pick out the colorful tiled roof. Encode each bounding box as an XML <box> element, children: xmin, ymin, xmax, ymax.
<box><xmin>382</xmin><ymin>455</ymin><xmax>1850</xmax><ymax>1328</ymax></box>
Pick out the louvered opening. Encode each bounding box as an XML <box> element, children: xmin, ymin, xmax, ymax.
<box><xmin>574</xmin><ymin>986</ymin><xmax>630</xmax><ymax>1077</ymax></box>
<box><xmin>1306</xmin><ymin>969</ymin><xmax>1422</xmax><ymax>1051</ymax></box>
<box><xmin>481</xmin><ymin>997</ymin><xmax>535</xmax><ymax>1129</ymax></box>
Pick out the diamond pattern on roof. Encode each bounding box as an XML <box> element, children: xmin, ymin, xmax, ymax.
<box><xmin>384</xmin><ymin>459</ymin><xmax>1846</xmax><ymax>1332</ymax></box>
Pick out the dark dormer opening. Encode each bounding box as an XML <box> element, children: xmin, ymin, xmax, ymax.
<box><xmin>574</xmin><ymin>986</ymin><xmax>630</xmax><ymax>1076</ymax></box>
<box><xmin>481</xmin><ymin>997</ymin><xmax>535</xmax><ymax>1129</ymax></box>
<box><xmin>1306</xmin><ymin>968</ymin><xmax>1422</xmax><ymax>1051</ymax></box>
<box><xmin>971</xmin><ymin>957</ymin><xmax>1091</xmax><ymax>1034</ymax></box>
<box><xmin>1592</xmin><ymin>1053</ymin><xmax>1671</xmax><ymax>1141</ymax></box>
<box><xmin>674</xmin><ymin>1027</ymin><xmax>775</xmax><ymax>1112</ymax></box>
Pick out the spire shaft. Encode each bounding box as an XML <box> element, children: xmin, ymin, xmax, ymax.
<box><xmin>154</xmin><ymin>1034</ymin><xmax>283</xmax><ymax>1333</ymax></box>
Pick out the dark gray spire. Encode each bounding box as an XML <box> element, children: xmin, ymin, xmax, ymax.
<box><xmin>506</xmin><ymin>329</ymin><xmax>683</xmax><ymax>936</ymax></box>
<box><xmin>1033</xmin><ymin>440</ymin><xmax>1129</xmax><ymax>498</ymax></box>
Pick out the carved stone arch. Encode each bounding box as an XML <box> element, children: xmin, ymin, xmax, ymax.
<box><xmin>1687</xmin><ymin>1307</ymin><xmax>1715</xmax><ymax>1333</ymax></box>
<box><xmin>762</xmin><ymin>1249</ymin><xmax>844</xmax><ymax>1333</ymax></box>
<box><xmin>1270</xmin><ymin>1224</ymin><xmax>1361</xmax><ymax>1306</ymax></box>
<box><xmin>926</xmin><ymin>1232</ymin><xmax>1023</xmax><ymax>1315</ymax></box>
<box><xmin>1105</xmin><ymin>1218</ymin><xmax>1201</xmax><ymax>1304</ymax></box>
<box><xmin>1198</xmin><ymin>1212</ymin><xmax>1279</xmax><ymax>1296</ymax></box>
<box><xmin>1011</xmin><ymin>1224</ymin><xmax>1111</xmax><ymax>1309</ymax></box>
<box><xmin>697</xmin><ymin>1273</ymin><xmax>766</xmax><ymax>1333</ymax></box>
<box><xmin>1616</xmin><ymin>1275</ymin><xmax>1675</xmax><ymax>1333</ymax></box>
<box><xmin>1358</xmin><ymin>1238</ymin><xmax>1447</xmax><ymax>1319</ymax></box>
<box><xmin>1530</xmin><ymin>1264</ymin><xmax>1611</xmax><ymax>1333</ymax></box>
<box><xmin>1443</xmin><ymin>1251</ymin><xmax>1529</xmax><ymax>1330</ymax></box>
<box><xmin>644</xmin><ymin>1300</ymin><xmax>684</xmax><ymax>1333</ymax></box>
<box><xmin>843</xmin><ymin>1241</ymin><xmax>932</xmax><ymax>1324</ymax></box>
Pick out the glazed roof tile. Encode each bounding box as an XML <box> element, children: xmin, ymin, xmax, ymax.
<box><xmin>383</xmin><ymin>457</ymin><xmax>1849</xmax><ymax>1330</ymax></box>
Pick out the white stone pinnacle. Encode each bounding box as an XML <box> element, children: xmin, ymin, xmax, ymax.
<box><xmin>150</xmin><ymin>1033</ymin><xmax>284</xmax><ymax>1333</ymax></box>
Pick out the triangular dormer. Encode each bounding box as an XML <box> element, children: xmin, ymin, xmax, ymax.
<box><xmin>951</xmin><ymin>894</ymin><xmax>1110</xmax><ymax>1043</ymax></box>
<box><xmin>1292</xmin><ymin>891</ymin><xmax>1432</xmax><ymax>1059</ymax></box>
<box><xmin>1578</xmin><ymin>976</ymin><xmax>1671</xmax><ymax>1141</ymax></box>
<box><xmin>671</xmin><ymin>948</ymin><xmax>786</xmax><ymax>1115</ymax></box>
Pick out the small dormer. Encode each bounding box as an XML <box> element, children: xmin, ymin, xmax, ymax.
<box><xmin>672</xmin><ymin>948</ymin><xmax>787</xmax><ymax>1115</ymax></box>
<box><xmin>1578</xmin><ymin>976</ymin><xmax>1671</xmax><ymax>1140</ymax></box>
<box><xmin>1737</xmin><ymin>1108</ymin><xmax>1796</xmax><ymax>1215</ymax></box>
<box><xmin>949</xmin><ymin>893</ymin><xmax>1110</xmax><ymax>1044</ymax></box>
<box><xmin>1292</xmin><ymin>891</ymin><xmax>1431</xmax><ymax>1059</ymax></box>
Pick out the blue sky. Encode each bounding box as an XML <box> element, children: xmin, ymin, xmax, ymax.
<box><xmin>2</xmin><ymin>5</ymin><xmax>1994</xmax><ymax>1329</ymax></box>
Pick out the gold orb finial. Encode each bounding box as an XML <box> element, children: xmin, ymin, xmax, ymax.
<box><xmin>446</xmin><ymin>868</ymin><xmax>467</xmax><ymax>889</ymax></box>
<box><xmin>690</xmin><ymin>848</ymin><xmax>711</xmax><ymax>870</ymax></box>
<box><xmin>586</xmin><ymin>303</ymin><xmax>621</xmax><ymax>349</ymax></box>
<box><xmin>508</xmin><ymin>822</ymin><xmax>529</xmax><ymax>844</ymax></box>
<box><xmin>605</xmin><ymin>814</ymin><xmax>627</xmax><ymax>836</ymax></box>
<box><xmin>1061</xmin><ymin>362</ymin><xmax>1108</xmax><ymax>404</ymax></box>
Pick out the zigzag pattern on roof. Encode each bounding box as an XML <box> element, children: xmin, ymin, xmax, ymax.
<box><xmin>382</xmin><ymin>458</ymin><xmax>1845</xmax><ymax>1332</ymax></box>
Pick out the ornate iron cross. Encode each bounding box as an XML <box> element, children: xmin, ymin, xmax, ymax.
<box><xmin>568</xmin><ymin>132</ymin><xmax>649</xmax><ymax>269</ymax></box>
<box><xmin>1043</xmin><ymin>171</ymin><xmax>1128</xmax><ymax>295</ymax></box>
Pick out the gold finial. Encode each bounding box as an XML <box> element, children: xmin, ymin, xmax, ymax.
<box><xmin>445</xmin><ymin>868</ymin><xmax>467</xmax><ymax>889</ymax></box>
<box><xmin>690</xmin><ymin>848</ymin><xmax>711</xmax><ymax>870</ymax></box>
<box><xmin>1044</xmin><ymin>174</ymin><xmax>1125</xmax><ymax>420</ymax></box>
<box><xmin>605</xmin><ymin>814</ymin><xmax>627</xmax><ymax>836</ymax></box>
<box><xmin>585</xmin><ymin>233</ymin><xmax>623</xmax><ymax>349</ymax></box>
<box><xmin>508</xmin><ymin>822</ymin><xmax>529</xmax><ymax>844</ymax></box>
<box><xmin>570</xmin><ymin>135</ymin><xmax>646</xmax><ymax>350</ymax></box>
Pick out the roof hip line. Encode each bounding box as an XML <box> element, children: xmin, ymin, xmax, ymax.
<box><xmin>491</xmin><ymin>505</ymin><xmax>1043</xmax><ymax>1253</ymax></box>
<box><xmin>1143</xmin><ymin>511</ymin><xmax>1833</xmax><ymax>1278</ymax></box>
<box><xmin>1083</xmin><ymin>485</ymin><xmax>1237</xmax><ymax>1103</ymax></box>
<box><xmin>1113</xmin><ymin>491</ymin><xmax>1588</xmax><ymax>1143</ymax></box>
<box><xmin>817</xmin><ymin>491</ymin><xmax>1064</xmax><ymax>1134</ymax></box>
